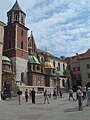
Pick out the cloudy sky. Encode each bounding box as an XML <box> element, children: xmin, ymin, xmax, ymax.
<box><xmin>0</xmin><ymin>0</ymin><xmax>90</xmax><ymax>57</ymax></box>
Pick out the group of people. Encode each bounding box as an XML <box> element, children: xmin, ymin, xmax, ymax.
<box><xmin>53</xmin><ymin>88</ymin><xmax>62</xmax><ymax>99</ymax></box>
<box><xmin>17</xmin><ymin>88</ymin><xmax>36</xmax><ymax>105</ymax></box>
<box><xmin>68</xmin><ymin>86</ymin><xmax>90</xmax><ymax>111</ymax></box>
<box><xmin>17</xmin><ymin>88</ymin><xmax>62</xmax><ymax>105</ymax></box>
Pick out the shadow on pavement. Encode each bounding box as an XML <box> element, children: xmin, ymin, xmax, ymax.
<box><xmin>64</xmin><ymin>107</ymin><xmax>78</xmax><ymax>112</ymax></box>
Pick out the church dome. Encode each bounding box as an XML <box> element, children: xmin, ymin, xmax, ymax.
<box><xmin>28</xmin><ymin>55</ymin><xmax>40</xmax><ymax>64</ymax></box>
<box><xmin>2</xmin><ymin>56</ymin><xmax>10</xmax><ymax>62</ymax></box>
<box><xmin>55</xmin><ymin>70</ymin><xmax>64</xmax><ymax>77</ymax></box>
<box><xmin>41</xmin><ymin>61</ymin><xmax>54</xmax><ymax>69</ymax></box>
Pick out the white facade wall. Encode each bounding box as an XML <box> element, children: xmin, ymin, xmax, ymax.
<box><xmin>11</xmin><ymin>57</ymin><xmax>28</xmax><ymax>84</ymax></box>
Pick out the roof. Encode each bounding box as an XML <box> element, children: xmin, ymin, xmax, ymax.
<box><xmin>78</xmin><ymin>48</ymin><xmax>90</xmax><ymax>60</ymax></box>
<box><xmin>7</xmin><ymin>0</ymin><xmax>26</xmax><ymax>15</ymax></box>
<box><xmin>41</xmin><ymin>61</ymin><xmax>54</xmax><ymax>69</ymax></box>
<box><xmin>2</xmin><ymin>56</ymin><xmax>10</xmax><ymax>62</ymax></box>
<box><xmin>55</xmin><ymin>70</ymin><xmax>64</xmax><ymax>77</ymax></box>
<box><xmin>28</xmin><ymin>55</ymin><xmax>40</xmax><ymax>64</ymax></box>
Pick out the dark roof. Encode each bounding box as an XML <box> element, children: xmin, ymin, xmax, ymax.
<box><xmin>7</xmin><ymin>0</ymin><xmax>26</xmax><ymax>15</ymax></box>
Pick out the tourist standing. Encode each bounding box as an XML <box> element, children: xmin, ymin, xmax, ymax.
<box><xmin>29</xmin><ymin>90</ymin><xmax>32</xmax><ymax>99</ymax></box>
<box><xmin>68</xmin><ymin>87</ymin><xmax>75</xmax><ymax>100</ymax></box>
<box><xmin>31</xmin><ymin>88</ymin><xmax>36</xmax><ymax>104</ymax></box>
<box><xmin>86</xmin><ymin>87</ymin><xmax>90</xmax><ymax>106</ymax></box>
<box><xmin>82</xmin><ymin>86</ymin><xmax>86</xmax><ymax>100</ymax></box>
<box><xmin>77</xmin><ymin>86</ymin><xmax>83</xmax><ymax>111</ymax></box>
<box><xmin>44</xmin><ymin>90</ymin><xmax>50</xmax><ymax>104</ymax></box>
<box><xmin>25</xmin><ymin>89</ymin><xmax>28</xmax><ymax>102</ymax></box>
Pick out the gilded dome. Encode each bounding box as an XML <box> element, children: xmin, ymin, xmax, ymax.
<box><xmin>28</xmin><ymin>55</ymin><xmax>40</xmax><ymax>64</ymax></box>
<box><xmin>2</xmin><ymin>56</ymin><xmax>10</xmax><ymax>62</ymax></box>
<box><xmin>42</xmin><ymin>61</ymin><xmax>54</xmax><ymax>69</ymax></box>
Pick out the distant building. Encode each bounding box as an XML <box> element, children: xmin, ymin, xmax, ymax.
<box><xmin>78</xmin><ymin>49</ymin><xmax>90</xmax><ymax>88</ymax></box>
<box><xmin>65</xmin><ymin>49</ymin><xmax>90</xmax><ymax>90</ymax></box>
<box><xmin>0</xmin><ymin>21</ymin><xmax>6</xmax><ymax>94</ymax></box>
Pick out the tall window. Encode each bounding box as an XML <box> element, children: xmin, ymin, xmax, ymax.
<box><xmin>87</xmin><ymin>64</ymin><xmax>90</xmax><ymax>69</ymax></box>
<box><xmin>21</xmin><ymin>41</ymin><xmax>23</xmax><ymax>49</ymax></box>
<box><xmin>21</xmin><ymin>72</ymin><xmax>24</xmax><ymax>83</ymax></box>
<box><xmin>15</xmin><ymin>14</ymin><xmax>18</xmax><ymax>21</ymax></box>
<box><xmin>53</xmin><ymin>61</ymin><xmax>55</xmax><ymax>67</ymax></box>
<box><xmin>78</xmin><ymin>67</ymin><xmax>80</xmax><ymax>71</ymax></box>
<box><xmin>63</xmin><ymin>64</ymin><xmax>65</xmax><ymax>71</ymax></box>
<box><xmin>88</xmin><ymin>73</ymin><xmax>90</xmax><ymax>78</ymax></box>
<box><xmin>21</xmin><ymin>30</ymin><xmax>23</xmax><ymax>36</ymax></box>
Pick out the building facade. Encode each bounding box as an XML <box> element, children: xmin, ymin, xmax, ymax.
<box><xmin>0</xmin><ymin>21</ymin><xmax>6</xmax><ymax>95</ymax></box>
<box><xmin>78</xmin><ymin>49</ymin><xmax>90</xmax><ymax>88</ymax></box>
<box><xmin>2</xmin><ymin>1</ymin><xmax>68</xmax><ymax>94</ymax></box>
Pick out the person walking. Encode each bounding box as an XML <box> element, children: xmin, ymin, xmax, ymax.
<box><xmin>44</xmin><ymin>90</ymin><xmax>50</xmax><ymax>104</ymax></box>
<box><xmin>25</xmin><ymin>89</ymin><xmax>28</xmax><ymax>102</ymax></box>
<box><xmin>31</xmin><ymin>88</ymin><xmax>36</xmax><ymax>104</ymax></box>
<box><xmin>53</xmin><ymin>88</ymin><xmax>57</xmax><ymax>100</ymax></box>
<box><xmin>77</xmin><ymin>86</ymin><xmax>83</xmax><ymax>111</ymax></box>
<box><xmin>68</xmin><ymin>87</ymin><xmax>75</xmax><ymax>100</ymax></box>
<box><xmin>17</xmin><ymin>89</ymin><xmax>22</xmax><ymax>105</ymax></box>
<box><xmin>86</xmin><ymin>87</ymin><xmax>90</xmax><ymax>106</ymax></box>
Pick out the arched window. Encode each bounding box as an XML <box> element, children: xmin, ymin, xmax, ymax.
<box><xmin>37</xmin><ymin>66</ymin><xmax>40</xmax><ymax>71</ymax></box>
<box><xmin>53</xmin><ymin>61</ymin><xmax>55</xmax><ymax>67</ymax></box>
<box><xmin>21</xmin><ymin>30</ymin><xmax>23</xmax><ymax>36</ymax></box>
<box><xmin>62</xmin><ymin>79</ymin><xmax>65</xmax><ymax>87</ymax></box>
<box><xmin>21</xmin><ymin>72</ymin><xmax>24</xmax><ymax>83</ymax></box>
<box><xmin>21</xmin><ymin>41</ymin><xmax>23</xmax><ymax>49</ymax></box>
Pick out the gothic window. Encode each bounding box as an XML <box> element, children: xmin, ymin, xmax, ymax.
<box><xmin>21</xmin><ymin>16</ymin><xmax>23</xmax><ymax>23</ymax></box>
<box><xmin>9</xmin><ymin>41</ymin><xmax>11</xmax><ymax>48</ymax></box>
<box><xmin>15</xmin><ymin>14</ymin><xmax>18</xmax><ymax>21</ymax></box>
<box><xmin>21</xmin><ymin>41</ymin><xmax>23</xmax><ymax>49</ymax></box>
<box><xmin>21</xmin><ymin>30</ymin><xmax>23</xmax><ymax>36</ymax></box>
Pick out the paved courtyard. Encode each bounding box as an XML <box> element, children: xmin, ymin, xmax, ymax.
<box><xmin>0</xmin><ymin>93</ymin><xmax>90</xmax><ymax>120</ymax></box>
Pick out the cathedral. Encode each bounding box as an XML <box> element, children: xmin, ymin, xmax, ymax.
<box><xmin>2</xmin><ymin>1</ymin><xmax>68</xmax><ymax>95</ymax></box>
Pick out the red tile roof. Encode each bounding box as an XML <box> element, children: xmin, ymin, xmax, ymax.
<box><xmin>78</xmin><ymin>49</ymin><xmax>90</xmax><ymax>60</ymax></box>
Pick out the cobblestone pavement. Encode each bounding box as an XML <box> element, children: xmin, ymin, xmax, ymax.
<box><xmin>0</xmin><ymin>93</ymin><xmax>90</xmax><ymax>120</ymax></box>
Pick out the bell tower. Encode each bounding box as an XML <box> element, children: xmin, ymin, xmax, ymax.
<box><xmin>3</xmin><ymin>0</ymin><xmax>29</xmax><ymax>84</ymax></box>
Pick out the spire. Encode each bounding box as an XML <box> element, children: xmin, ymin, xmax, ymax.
<box><xmin>7</xmin><ymin>0</ymin><xmax>26</xmax><ymax>15</ymax></box>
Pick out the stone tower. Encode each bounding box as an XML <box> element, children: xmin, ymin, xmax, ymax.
<box><xmin>3</xmin><ymin>0</ymin><xmax>29</xmax><ymax>84</ymax></box>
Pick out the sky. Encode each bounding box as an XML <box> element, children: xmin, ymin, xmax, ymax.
<box><xmin>0</xmin><ymin>0</ymin><xmax>90</xmax><ymax>57</ymax></box>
